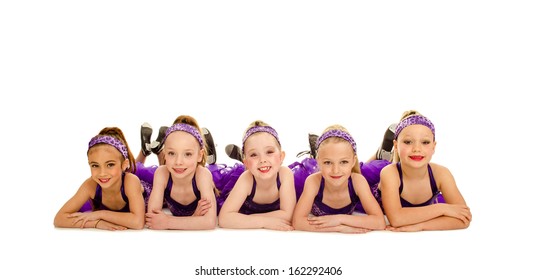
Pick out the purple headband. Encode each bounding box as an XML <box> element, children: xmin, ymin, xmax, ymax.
<box><xmin>242</xmin><ymin>126</ymin><xmax>280</xmax><ymax>154</ymax></box>
<box><xmin>316</xmin><ymin>129</ymin><xmax>357</xmax><ymax>154</ymax></box>
<box><xmin>394</xmin><ymin>115</ymin><xmax>436</xmax><ymax>140</ymax></box>
<box><xmin>88</xmin><ymin>135</ymin><xmax>129</xmax><ymax>159</ymax></box>
<box><xmin>163</xmin><ymin>123</ymin><xmax>204</xmax><ymax>148</ymax></box>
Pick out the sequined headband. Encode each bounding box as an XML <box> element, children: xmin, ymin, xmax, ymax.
<box><xmin>316</xmin><ymin>129</ymin><xmax>357</xmax><ymax>154</ymax></box>
<box><xmin>163</xmin><ymin>123</ymin><xmax>204</xmax><ymax>148</ymax></box>
<box><xmin>242</xmin><ymin>126</ymin><xmax>280</xmax><ymax>154</ymax></box>
<box><xmin>88</xmin><ymin>135</ymin><xmax>129</xmax><ymax>159</ymax></box>
<box><xmin>394</xmin><ymin>115</ymin><xmax>436</xmax><ymax>140</ymax></box>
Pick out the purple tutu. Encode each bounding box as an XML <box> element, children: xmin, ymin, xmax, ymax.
<box><xmin>135</xmin><ymin>162</ymin><xmax>158</xmax><ymax>206</ymax></box>
<box><xmin>354</xmin><ymin>160</ymin><xmax>391</xmax><ymax>213</ymax></box>
<box><xmin>208</xmin><ymin>163</ymin><xmax>246</xmax><ymax>213</ymax></box>
<box><xmin>289</xmin><ymin>157</ymin><xmax>318</xmax><ymax>199</ymax></box>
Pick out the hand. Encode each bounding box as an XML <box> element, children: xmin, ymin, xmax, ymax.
<box><xmin>386</xmin><ymin>224</ymin><xmax>422</xmax><ymax>232</ymax></box>
<box><xmin>193</xmin><ymin>198</ymin><xmax>212</xmax><ymax>216</ymax></box>
<box><xmin>145</xmin><ymin>209</ymin><xmax>169</xmax><ymax>230</ymax></box>
<box><xmin>337</xmin><ymin>225</ymin><xmax>371</xmax><ymax>234</ymax></box>
<box><xmin>442</xmin><ymin>204</ymin><xmax>472</xmax><ymax>225</ymax></box>
<box><xmin>94</xmin><ymin>220</ymin><xmax>128</xmax><ymax>231</ymax></box>
<box><xmin>307</xmin><ymin>215</ymin><xmax>342</xmax><ymax>228</ymax></box>
<box><xmin>263</xmin><ymin>217</ymin><xmax>294</xmax><ymax>231</ymax></box>
<box><xmin>68</xmin><ymin>212</ymin><xmax>99</xmax><ymax>228</ymax></box>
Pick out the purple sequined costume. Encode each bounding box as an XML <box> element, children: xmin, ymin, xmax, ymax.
<box><xmin>79</xmin><ymin>173</ymin><xmax>130</xmax><ymax>212</ymax></box>
<box><xmin>311</xmin><ymin>177</ymin><xmax>360</xmax><ymax>216</ymax></box>
<box><xmin>238</xmin><ymin>173</ymin><xmax>282</xmax><ymax>214</ymax></box>
<box><xmin>164</xmin><ymin>174</ymin><xmax>201</xmax><ymax>216</ymax></box>
<box><xmin>378</xmin><ymin>162</ymin><xmax>445</xmax><ymax>207</ymax></box>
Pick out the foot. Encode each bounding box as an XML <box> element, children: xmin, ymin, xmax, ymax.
<box><xmin>225</xmin><ymin>144</ymin><xmax>242</xmax><ymax>162</ymax></box>
<box><xmin>150</xmin><ymin>126</ymin><xmax>169</xmax><ymax>155</ymax></box>
<box><xmin>375</xmin><ymin>123</ymin><xmax>397</xmax><ymax>161</ymax></box>
<box><xmin>141</xmin><ymin>123</ymin><xmax>153</xmax><ymax>157</ymax></box>
<box><xmin>296</xmin><ymin>133</ymin><xmax>318</xmax><ymax>158</ymax></box>
<box><xmin>202</xmin><ymin>127</ymin><xmax>217</xmax><ymax>165</ymax></box>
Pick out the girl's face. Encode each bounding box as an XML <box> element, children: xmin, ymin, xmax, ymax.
<box><xmin>164</xmin><ymin>131</ymin><xmax>203</xmax><ymax>178</ymax></box>
<box><xmin>243</xmin><ymin>132</ymin><xmax>284</xmax><ymax>179</ymax></box>
<box><xmin>394</xmin><ymin>124</ymin><xmax>436</xmax><ymax>167</ymax></box>
<box><xmin>87</xmin><ymin>144</ymin><xmax>128</xmax><ymax>189</ymax></box>
<box><xmin>316</xmin><ymin>139</ymin><xmax>356</xmax><ymax>187</ymax></box>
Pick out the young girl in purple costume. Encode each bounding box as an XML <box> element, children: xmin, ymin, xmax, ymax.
<box><xmin>54</xmin><ymin>127</ymin><xmax>145</xmax><ymax>230</ymax></box>
<box><xmin>217</xmin><ymin>121</ymin><xmax>296</xmax><ymax>231</ymax></box>
<box><xmin>144</xmin><ymin>115</ymin><xmax>217</xmax><ymax>230</ymax></box>
<box><xmin>379</xmin><ymin>110</ymin><xmax>471</xmax><ymax>231</ymax></box>
<box><xmin>292</xmin><ymin>125</ymin><xmax>386</xmax><ymax>233</ymax></box>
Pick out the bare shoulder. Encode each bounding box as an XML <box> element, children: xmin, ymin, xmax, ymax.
<box><xmin>350</xmin><ymin>172</ymin><xmax>367</xmax><ymax>185</ymax></box>
<box><xmin>196</xmin><ymin>165</ymin><xmax>212</xmax><ymax>177</ymax></box>
<box><xmin>124</xmin><ymin>172</ymin><xmax>141</xmax><ymax>184</ymax></box>
<box><xmin>278</xmin><ymin>165</ymin><xmax>294</xmax><ymax>178</ymax></box>
<box><xmin>80</xmin><ymin>177</ymin><xmax>98</xmax><ymax>195</ymax></box>
<box><xmin>379</xmin><ymin>163</ymin><xmax>398</xmax><ymax>177</ymax></box>
<box><xmin>429</xmin><ymin>162</ymin><xmax>453</xmax><ymax>177</ymax></box>
<box><xmin>304</xmin><ymin>172</ymin><xmax>322</xmax><ymax>186</ymax></box>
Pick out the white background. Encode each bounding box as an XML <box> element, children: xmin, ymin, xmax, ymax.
<box><xmin>1</xmin><ymin>1</ymin><xmax>535</xmax><ymax>279</ymax></box>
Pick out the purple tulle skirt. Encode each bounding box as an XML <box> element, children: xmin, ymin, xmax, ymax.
<box><xmin>289</xmin><ymin>157</ymin><xmax>319</xmax><ymax>199</ymax></box>
<box><xmin>208</xmin><ymin>163</ymin><xmax>246</xmax><ymax>214</ymax></box>
<box><xmin>135</xmin><ymin>162</ymin><xmax>158</xmax><ymax>206</ymax></box>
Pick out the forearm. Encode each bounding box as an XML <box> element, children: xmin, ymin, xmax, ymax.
<box><xmin>98</xmin><ymin>211</ymin><xmax>145</xmax><ymax>230</ymax></box>
<box><xmin>219</xmin><ymin>212</ymin><xmax>269</xmax><ymax>229</ymax></box>
<box><xmin>339</xmin><ymin>214</ymin><xmax>386</xmax><ymax>230</ymax></box>
<box><xmin>419</xmin><ymin>216</ymin><xmax>470</xmax><ymax>231</ymax></box>
<box><xmin>167</xmin><ymin>215</ymin><xmax>216</xmax><ymax>230</ymax></box>
<box><xmin>387</xmin><ymin>204</ymin><xmax>444</xmax><ymax>228</ymax></box>
<box><xmin>54</xmin><ymin>214</ymin><xmax>101</xmax><ymax>229</ymax></box>
<box><xmin>252</xmin><ymin>209</ymin><xmax>292</xmax><ymax>221</ymax></box>
<box><xmin>292</xmin><ymin>216</ymin><xmax>338</xmax><ymax>232</ymax></box>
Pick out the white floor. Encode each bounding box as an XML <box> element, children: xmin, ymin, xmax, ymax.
<box><xmin>2</xmin><ymin>1</ymin><xmax>536</xmax><ymax>279</ymax></box>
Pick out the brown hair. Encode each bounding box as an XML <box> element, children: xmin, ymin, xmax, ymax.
<box><xmin>95</xmin><ymin>127</ymin><xmax>136</xmax><ymax>173</ymax></box>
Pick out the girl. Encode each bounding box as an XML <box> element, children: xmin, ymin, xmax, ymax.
<box><xmin>54</xmin><ymin>127</ymin><xmax>145</xmax><ymax>230</ymax></box>
<box><xmin>292</xmin><ymin>125</ymin><xmax>386</xmax><ymax>233</ymax></box>
<box><xmin>218</xmin><ymin>121</ymin><xmax>296</xmax><ymax>231</ymax></box>
<box><xmin>144</xmin><ymin>115</ymin><xmax>217</xmax><ymax>230</ymax></box>
<box><xmin>379</xmin><ymin>111</ymin><xmax>472</xmax><ymax>231</ymax></box>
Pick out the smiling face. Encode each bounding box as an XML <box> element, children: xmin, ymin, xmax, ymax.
<box><xmin>163</xmin><ymin>131</ymin><xmax>203</xmax><ymax>179</ymax></box>
<box><xmin>316</xmin><ymin>138</ymin><xmax>356</xmax><ymax>188</ymax></box>
<box><xmin>242</xmin><ymin>132</ymin><xmax>284</xmax><ymax>179</ymax></box>
<box><xmin>394</xmin><ymin>124</ymin><xmax>436</xmax><ymax>168</ymax></box>
<box><xmin>87</xmin><ymin>144</ymin><xmax>128</xmax><ymax>189</ymax></box>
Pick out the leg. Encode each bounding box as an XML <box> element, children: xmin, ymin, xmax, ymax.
<box><xmin>138</xmin><ymin>122</ymin><xmax>153</xmax><ymax>163</ymax></box>
<box><xmin>373</xmin><ymin>123</ymin><xmax>397</xmax><ymax>161</ymax></box>
<box><xmin>202</xmin><ymin>127</ymin><xmax>217</xmax><ymax>165</ymax></box>
<box><xmin>225</xmin><ymin>144</ymin><xmax>243</xmax><ymax>162</ymax></box>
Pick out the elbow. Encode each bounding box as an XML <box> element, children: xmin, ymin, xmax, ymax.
<box><xmin>132</xmin><ymin>219</ymin><xmax>145</xmax><ymax>230</ymax></box>
<box><xmin>374</xmin><ymin>216</ymin><xmax>387</xmax><ymax>230</ymax></box>
<box><xmin>385</xmin><ymin>214</ymin><xmax>404</xmax><ymax>228</ymax></box>
<box><xmin>218</xmin><ymin>215</ymin><xmax>229</xmax><ymax>228</ymax></box>
<box><xmin>292</xmin><ymin>216</ymin><xmax>306</xmax><ymax>231</ymax></box>
<box><xmin>460</xmin><ymin>220</ymin><xmax>471</xmax><ymax>230</ymax></box>
<box><xmin>203</xmin><ymin>216</ymin><xmax>217</xmax><ymax>230</ymax></box>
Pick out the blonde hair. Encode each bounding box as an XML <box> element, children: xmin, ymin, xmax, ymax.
<box><xmin>171</xmin><ymin>115</ymin><xmax>208</xmax><ymax>166</ymax></box>
<box><xmin>242</xmin><ymin>120</ymin><xmax>282</xmax><ymax>152</ymax></box>
<box><xmin>317</xmin><ymin>124</ymin><xmax>361</xmax><ymax>174</ymax></box>
<box><xmin>392</xmin><ymin>110</ymin><xmax>423</xmax><ymax>163</ymax></box>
